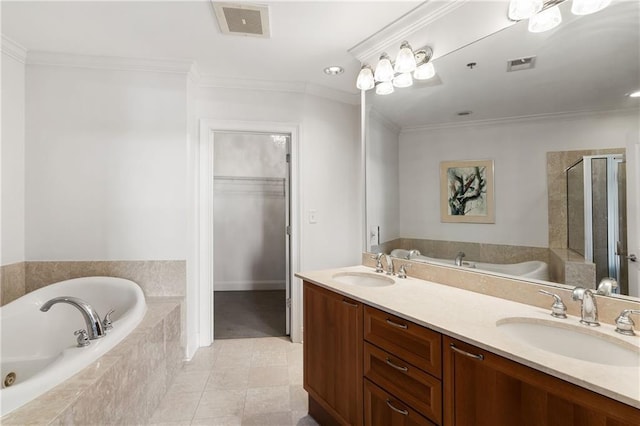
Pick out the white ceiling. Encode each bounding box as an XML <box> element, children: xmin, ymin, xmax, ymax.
<box><xmin>368</xmin><ymin>1</ymin><xmax>640</xmax><ymax>128</ymax></box>
<box><xmin>1</xmin><ymin>0</ymin><xmax>420</xmax><ymax>94</ymax></box>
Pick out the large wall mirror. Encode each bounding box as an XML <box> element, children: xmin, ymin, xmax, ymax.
<box><xmin>364</xmin><ymin>1</ymin><xmax>640</xmax><ymax>298</ymax></box>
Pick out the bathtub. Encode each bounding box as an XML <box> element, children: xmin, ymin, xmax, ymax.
<box><xmin>0</xmin><ymin>276</ymin><xmax>146</xmax><ymax>416</ymax></box>
<box><xmin>390</xmin><ymin>249</ymin><xmax>550</xmax><ymax>281</ymax></box>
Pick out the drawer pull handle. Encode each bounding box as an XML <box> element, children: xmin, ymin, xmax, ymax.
<box><xmin>450</xmin><ymin>343</ymin><xmax>484</xmax><ymax>361</ymax></box>
<box><xmin>386</xmin><ymin>399</ymin><xmax>409</xmax><ymax>416</ymax></box>
<box><xmin>385</xmin><ymin>357</ymin><xmax>408</xmax><ymax>372</ymax></box>
<box><xmin>385</xmin><ymin>318</ymin><xmax>408</xmax><ymax>329</ymax></box>
<box><xmin>342</xmin><ymin>300</ymin><xmax>358</xmax><ymax>307</ymax></box>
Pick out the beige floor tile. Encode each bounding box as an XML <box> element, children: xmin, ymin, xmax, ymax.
<box><xmin>215</xmin><ymin>338</ymin><xmax>256</xmax><ymax>354</ymax></box>
<box><xmin>287</xmin><ymin>364</ymin><xmax>303</xmax><ymax>386</ymax></box>
<box><xmin>289</xmin><ymin>385</ymin><xmax>308</xmax><ymax>412</ymax></box>
<box><xmin>242</xmin><ymin>411</ymin><xmax>293</xmax><ymax>425</ymax></box>
<box><xmin>168</xmin><ymin>370</ymin><xmax>211</xmax><ymax>393</ymax></box>
<box><xmin>215</xmin><ymin>350</ymin><xmax>254</xmax><ymax>368</ymax></box>
<box><xmin>251</xmin><ymin>350</ymin><xmax>288</xmax><ymax>367</ymax></box>
<box><xmin>147</xmin><ymin>422</ymin><xmax>192</xmax><ymax>426</ymax></box>
<box><xmin>244</xmin><ymin>386</ymin><xmax>290</xmax><ymax>416</ymax></box>
<box><xmin>248</xmin><ymin>366</ymin><xmax>290</xmax><ymax>388</ymax></box>
<box><xmin>286</xmin><ymin>346</ymin><xmax>303</xmax><ymax>366</ymax></box>
<box><xmin>206</xmin><ymin>367</ymin><xmax>250</xmax><ymax>390</ymax></box>
<box><xmin>194</xmin><ymin>389</ymin><xmax>246</xmax><ymax>420</ymax></box>
<box><xmin>183</xmin><ymin>346</ymin><xmax>218</xmax><ymax>372</ymax></box>
<box><xmin>252</xmin><ymin>337</ymin><xmax>295</xmax><ymax>352</ymax></box>
<box><xmin>291</xmin><ymin>411</ymin><xmax>319</xmax><ymax>426</ymax></box>
<box><xmin>149</xmin><ymin>391</ymin><xmax>202</xmax><ymax>423</ymax></box>
<box><xmin>191</xmin><ymin>416</ymin><xmax>243</xmax><ymax>426</ymax></box>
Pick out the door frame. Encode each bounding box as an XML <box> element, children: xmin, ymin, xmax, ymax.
<box><xmin>195</xmin><ymin>119</ymin><xmax>301</xmax><ymax>349</ymax></box>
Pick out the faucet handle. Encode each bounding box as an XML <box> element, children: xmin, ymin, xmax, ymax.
<box><xmin>538</xmin><ymin>290</ymin><xmax>567</xmax><ymax>318</ymax></box>
<box><xmin>397</xmin><ymin>264</ymin><xmax>411</xmax><ymax>279</ymax></box>
<box><xmin>102</xmin><ymin>309</ymin><xmax>115</xmax><ymax>331</ymax></box>
<box><xmin>74</xmin><ymin>329</ymin><xmax>90</xmax><ymax>347</ymax></box>
<box><xmin>370</xmin><ymin>253</ymin><xmax>384</xmax><ymax>273</ymax></box>
<box><xmin>615</xmin><ymin>309</ymin><xmax>640</xmax><ymax>336</ymax></box>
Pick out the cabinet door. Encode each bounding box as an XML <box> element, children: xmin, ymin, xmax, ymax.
<box><xmin>365</xmin><ymin>379</ymin><xmax>436</xmax><ymax>426</ymax></box>
<box><xmin>443</xmin><ymin>336</ymin><xmax>640</xmax><ymax>426</ymax></box>
<box><xmin>303</xmin><ymin>282</ymin><xmax>363</xmax><ymax>426</ymax></box>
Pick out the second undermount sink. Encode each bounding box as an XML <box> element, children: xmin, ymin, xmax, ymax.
<box><xmin>496</xmin><ymin>317</ymin><xmax>640</xmax><ymax>367</ymax></box>
<box><xmin>331</xmin><ymin>272</ymin><xmax>395</xmax><ymax>287</ymax></box>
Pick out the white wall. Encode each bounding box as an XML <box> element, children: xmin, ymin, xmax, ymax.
<box><xmin>1</xmin><ymin>43</ymin><xmax>26</xmax><ymax>265</ymax></box>
<box><xmin>25</xmin><ymin>65</ymin><xmax>188</xmax><ymax>260</ymax></box>
<box><xmin>399</xmin><ymin>111</ymin><xmax>639</xmax><ymax>248</ymax></box>
<box><xmin>197</xmin><ymin>87</ymin><xmax>362</xmax><ymax>272</ymax></box>
<box><xmin>366</xmin><ymin>108</ymin><xmax>400</xmax><ymax>250</ymax></box>
<box><xmin>213</xmin><ymin>132</ymin><xmax>287</xmax><ymax>291</ymax></box>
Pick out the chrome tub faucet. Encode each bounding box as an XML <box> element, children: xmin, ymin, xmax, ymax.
<box><xmin>455</xmin><ymin>251</ymin><xmax>466</xmax><ymax>266</ymax></box>
<box><xmin>40</xmin><ymin>296</ymin><xmax>106</xmax><ymax>340</ymax></box>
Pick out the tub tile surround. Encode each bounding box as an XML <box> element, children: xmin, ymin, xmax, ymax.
<box><xmin>1</xmin><ymin>300</ymin><xmax>182</xmax><ymax>425</ymax></box>
<box><xmin>363</xmin><ymin>253</ymin><xmax>640</xmax><ymax>326</ymax></box>
<box><xmin>0</xmin><ymin>262</ymin><xmax>26</xmax><ymax>306</ymax></box>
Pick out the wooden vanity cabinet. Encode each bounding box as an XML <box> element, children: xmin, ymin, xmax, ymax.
<box><xmin>443</xmin><ymin>336</ymin><xmax>640</xmax><ymax>426</ymax></box>
<box><xmin>303</xmin><ymin>282</ymin><xmax>363</xmax><ymax>426</ymax></box>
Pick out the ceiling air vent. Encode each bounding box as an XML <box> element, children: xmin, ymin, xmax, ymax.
<box><xmin>213</xmin><ymin>2</ymin><xmax>270</xmax><ymax>38</ymax></box>
<box><xmin>507</xmin><ymin>56</ymin><xmax>536</xmax><ymax>72</ymax></box>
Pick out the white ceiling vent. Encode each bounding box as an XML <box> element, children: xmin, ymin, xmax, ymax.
<box><xmin>507</xmin><ymin>56</ymin><xmax>536</xmax><ymax>72</ymax></box>
<box><xmin>213</xmin><ymin>2</ymin><xmax>270</xmax><ymax>38</ymax></box>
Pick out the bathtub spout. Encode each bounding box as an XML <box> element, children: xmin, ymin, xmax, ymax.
<box><xmin>40</xmin><ymin>296</ymin><xmax>105</xmax><ymax>340</ymax></box>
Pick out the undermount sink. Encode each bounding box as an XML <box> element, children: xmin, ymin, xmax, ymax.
<box><xmin>496</xmin><ymin>317</ymin><xmax>640</xmax><ymax>367</ymax></box>
<box><xmin>331</xmin><ymin>272</ymin><xmax>395</xmax><ymax>287</ymax></box>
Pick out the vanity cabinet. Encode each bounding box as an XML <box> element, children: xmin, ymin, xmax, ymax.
<box><xmin>443</xmin><ymin>336</ymin><xmax>640</xmax><ymax>426</ymax></box>
<box><xmin>303</xmin><ymin>282</ymin><xmax>363</xmax><ymax>426</ymax></box>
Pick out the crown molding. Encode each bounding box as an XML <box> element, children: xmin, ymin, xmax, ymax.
<box><xmin>348</xmin><ymin>0</ymin><xmax>469</xmax><ymax>64</ymax></box>
<box><xmin>368</xmin><ymin>107</ymin><xmax>401</xmax><ymax>134</ymax></box>
<box><xmin>26</xmin><ymin>51</ymin><xmax>195</xmax><ymax>74</ymax></box>
<box><xmin>401</xmin><ymin>107</ymin><xmax>640</xmax><ymax>133</ymax></box>
<box><xmin>1</xmin><ymin>35</ymin><xmax>28</xmax><ymax>64</ymax></box>
<box><xmin>199</xmin><ymin>75</ymin><xmax>359</xmax><ymax>105</ymax></box>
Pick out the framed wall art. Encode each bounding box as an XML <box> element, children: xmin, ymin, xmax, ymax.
<box><xmin>440</xmin><ymin>159</ymin><xmax>494</xmax><ymax>223</ymax></box>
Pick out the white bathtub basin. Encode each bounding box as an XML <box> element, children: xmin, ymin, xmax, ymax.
<box><xmin>496</xmin><ymin>317</ymin><xmax>640</xmax><ymax>367</ymax></box>
<box><xmin>0</xmin><ymin>276</ymin><xmax>147</xmax><ymax>416</ymax></box>
<box><xmin>332</xmin><ymin>272</ymin><xmax>395</xmax><ymax>287</ymax></box>
<box><xmin>390</xmin><ymin>249</ymin><xmax>549</xmax><ymax>280</ymax></box>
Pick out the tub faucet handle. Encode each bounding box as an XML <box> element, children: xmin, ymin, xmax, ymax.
<box><xmin>74</xmin><ymin>329</ymin><xmax>90</xmax><ymax>347</ymax></box>
<box><xmin>103</xmin><ymin>309</ymin><xmax>115</xmax><ymax>331</ymax></box>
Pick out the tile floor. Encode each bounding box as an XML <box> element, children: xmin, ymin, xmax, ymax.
<box><xmin>214</xmin><ymin>291</ymin><xmax>286</xmax><ymax>339</ymax></box>
<box><xmin>149</xmin><ymin>337</ymin><xmax>319</xmax><ymax>426</ymax></box>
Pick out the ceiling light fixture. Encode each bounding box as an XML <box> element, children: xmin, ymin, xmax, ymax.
<box><xmin>356</xmin><ymin>43</ymin><xmax>436</xmax><ymax>94</ymax></box>
<box><xmin>323</xmin><ymin>66</ymin><xmax>344</xmax><ymax>75</ymax></box>
<box><xmin>508</xmin><ymin>0</ymin><xmax>611</xmax><ymax>33</ymax></box>
<box><xmin>629</xmin><ymin>90</ymin><xmax>640</xmax><ymax>98</ymax></box>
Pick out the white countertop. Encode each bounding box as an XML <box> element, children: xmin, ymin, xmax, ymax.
<box><xmin>297</xmin><ymin>265</ymin><xmax>640</xmax><ymax>409</ymax></box>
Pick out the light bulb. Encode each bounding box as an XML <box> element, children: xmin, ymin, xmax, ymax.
<box><xmin>571</xmin><ymin>0</ymin><xmax>611</xmax><ymax>15</ymax></box>
<box><xmin>508</xmin><ymin>0</ymin><xmax>543</xmax><ymax>20</ymax></box>
<box><xmin>376</xmin><ymin>81</ymin><xmax>394</xmax><ymax>95</ymax></box>
<box><xmin>413</xmin><ymin>62</ymin><xmax>435</xmax><ymax>80</ymax></box>
<box><xmin>393</xmin><ymin>72</ymin><xmax>413</xmax><ymax>88</ymax></box>
<box><xmin>374</xmin><ymin>53</ymin><xmax>394</xmax><ymax>82</ymax></box>
<box><xmin>528</xmin><ymin>5</ymin><xmax>562</xmax><ymax>33</ymax></box>
<box><xmin>629</xmin><ymin>90</ymin><xmax>640</xmax><ymax>98</ymax></box>
<box><xmin>394</xmin><ymin>41</ymin><xmax>417</xmax><ymax>74</ymax></box>
<box><xmin>356</xmin><ymin>66</ymin><xmax>375</xmax><ymax>91</ymax></box>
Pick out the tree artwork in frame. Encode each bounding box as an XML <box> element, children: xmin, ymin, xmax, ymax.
<box><xmin>440</xmin><ymin>159</ymin><xmax>495</xmax><ymax>223</ymax></box>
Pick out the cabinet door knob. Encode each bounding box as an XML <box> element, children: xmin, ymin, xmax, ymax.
<box><xmin>450</xmin><ymin>343</ymin><xmax>484</xmax><ymax>360</ymax></box>
<box><xmin>385</xmin><ymin>318</ymin><xmax>408</xmax><ymax>329</ymax></box>
<box><xmin>386</xmin><ymin>399</ymin><xmax>409</xmax><ymax>416</ymax></box>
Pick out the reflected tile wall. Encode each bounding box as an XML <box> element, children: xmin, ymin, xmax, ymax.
<box><xmin>0</xmin><ymin>262</ymin><xmax>26</xmax><ymax>306</ymax></box>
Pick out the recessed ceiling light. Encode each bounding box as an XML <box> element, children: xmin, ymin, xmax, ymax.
<box><xmin>629</xmin><ymin>90</ymin><xmax>640</xmax><ymax>98</ymax></box>
<box><xmin>324</xmin><ymin>66</ymin><xmax>344</xmax><ymax>76</ymax></box>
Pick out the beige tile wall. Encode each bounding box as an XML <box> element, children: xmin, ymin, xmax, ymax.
<box><xmin>0</xmin><ymin>262</ymin><xmax>26</xmax><ymax>306</ymax></box>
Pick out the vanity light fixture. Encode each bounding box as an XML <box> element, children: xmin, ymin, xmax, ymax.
<box><xmin>509</xmin><ymin>0</ymin><xmax>611</xmax><ymax>33</ymax></box>
<box><xmin>356</xmin><ymin>43</ymin><xmax>436</xmax><ymax>94</ymax></box>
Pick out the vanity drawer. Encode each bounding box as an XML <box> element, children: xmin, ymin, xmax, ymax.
<box><xmin>365</xmin><ymin>379</ymin><xmax>436</xmax><ymax>426</ymax></box>
<box><xmin>364</xmin><ymin>342</ymin><xmax>442</xmax><ymax>424</ymax></box>
<box><xmin>364</xmin><ymin>306</ymin><xmax>442</xmax><ymax>378</ymax></box>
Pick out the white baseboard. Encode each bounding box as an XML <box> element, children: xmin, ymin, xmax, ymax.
<box><xmin>214</xmin><ymin>280</ymin><xmax>286</xmax><ymax>291</ymax></box>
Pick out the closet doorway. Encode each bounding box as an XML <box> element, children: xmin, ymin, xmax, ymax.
<box><xmin>212</xmin><ymin>131</ymin><xmax>291</xmax><ymax>339</ymax></box>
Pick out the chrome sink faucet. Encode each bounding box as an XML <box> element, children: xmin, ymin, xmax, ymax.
<box><xmin>455</xmin><ymin>251</ymin><xmax>466</xmax><ymax>266</ymax></box>
<box><xmin>571</xmin><ymin>287</ymin><xmax>599</xmax><ymax>327</ymax></box>
<box><xmin>385</xmin><ymin>255</ymin><xmax>395</xmax><ymax>275</ymax></box>
<box><xmin>40</xmin><ymin>296</ymin><xmax>106</xmax><ymax>340</ymax></box>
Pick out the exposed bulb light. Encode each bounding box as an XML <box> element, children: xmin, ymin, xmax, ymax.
<box><xmin>376</xmin><ymin>81</ymin><xmax>394</xmax><ymax>95</ymax></box>
<box><xmin>528</xmin><ymin>5</ymin><xmax>562</xmax><ymax>32</ymax></box>
<box><xmin>571</xmin><ymin>0</ymin><xmax>611</xmax><ymax>15</ymax></box>
<box><xmin>414</xmin><ymin>62</ymin><xmax>436</xmax><ymax>80</ymax></box>
<box><xmin>629</xmin><ymin>90</ymin><xmax>640</xmax><ymax>98</ymax></box>
<box><xmin>374</xmin><ymin>53</ymin><xmax>394</xmax><ymax>82</ymax></box>
<box><xmin>393</xmin><ymin>72</ymin><xmax>413</xmax><ymax>88</ymax></box>
<box><xmin>394</xmin><ymin>41</ymin><xmax>417</xmax><ymax>74</ymax></box>
<box><xmin>508</xmin><ymin>0</ymin><xmax>543</xmax><ymax>20</ymax></box>
<box><xmin>356</xmin><ymin>66</ymin><xmax>375</xmax><ymax>91</ymax></box>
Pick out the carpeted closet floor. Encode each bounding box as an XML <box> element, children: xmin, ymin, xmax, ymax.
<box><xmin>214</xmin><ymin>290</ymin><xmax>287</xmax><ymax>339</ymax></box>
